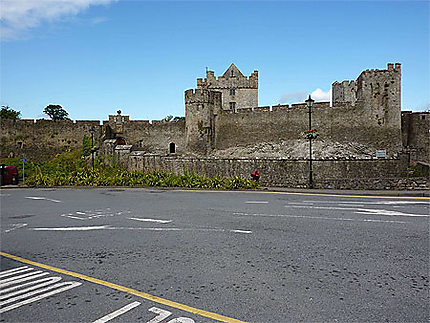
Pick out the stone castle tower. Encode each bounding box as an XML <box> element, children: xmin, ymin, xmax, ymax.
<box><xmin>196</xmin><ymin>63</ymin><xmax>258</xmax><ymax>112</ymax></box>
<box><xmin>185</xmin><ymin>89</ymin><xmax>222</xmax><ymax>154</ymax></box>
<box><xmin>184</xmin><ymin>62</ymin><xmax>403</xmax><ymax>156</ymax></box>
<box><xmin>332</xmin><ymin>63</ymin><xmax>401</xmax><ymax>128</ymax></box>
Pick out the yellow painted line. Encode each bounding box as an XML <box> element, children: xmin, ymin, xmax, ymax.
<box><xmin>176</xmin><ymin>189</ymin><xmax>430</xmax><ymax>200</ymax></box>
<box><xmin>0</xmin><ymin>252</ymin><xmax>247</xmax><ymax>323</ymax></box>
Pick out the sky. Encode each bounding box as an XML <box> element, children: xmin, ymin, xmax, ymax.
<box><xmin>1</xmin><ymin>0</ymin><xmax>429</xmax><ymax>121</ymax></box>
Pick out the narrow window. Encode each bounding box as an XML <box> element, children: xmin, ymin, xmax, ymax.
<box><xmin>229</xmin><ymin>102</ymin><xmax>236</xmax><ymax>110</ymax></box>
<box><xmin>230</xmin><ymin>88</ymin><xmax>235</xmax><ymax>96</ymax></box>
<box><xmin>196</xmin><ymin>104</ymin><xmax>199</xmax><ymax>111</ymax></box>
<box><xmin>231</xmin><ymin>70</ymin><xmax>234</xmax><ymax>77</ymax></box>
<box><xmin>422</xmin><ymin>115</ymin><xmax>426</xmax><ymax>120</ymax></box>
<box><xmin>169</xmin><ymin>142</ymin><xmax>176</xmax><ymax>154</ymax></box>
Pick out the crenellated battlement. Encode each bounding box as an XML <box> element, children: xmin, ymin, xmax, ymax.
<box><xmin>185</xmin><ymin>88</ymin><xmax>222</xmax><ymax>104</ymax></box>
<box><xmin>332</xmin><ymin>62</ymin><xmax>401</xmax><ymax>108</ymax></box>
<box><xmin>193</xmin><ymin>63</ymin><xmax>259</xmax><ymax>111</ymax></box>
<box><xmin>1</xmin><ymin>62</ymin><xmax>410</xmax><ymax>163</ymax></box>
<box><xmin>196</xmin><ymin>67</ymin><xmax>258</xmax><ymax>89</ymax></box>
<box><xmin>218</xmin><ymin>101</ymin><xmax>330</xmax><ymax>116</ymax></box>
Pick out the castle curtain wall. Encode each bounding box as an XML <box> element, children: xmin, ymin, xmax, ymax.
<box><xmin>122</xmin><ymin>152</ymin><xmax>422</xmax><ymax>190</ymax></box>
<box><xmin>0</xmin><ymin>118</ymin><xmax>186</xmax><ymax>160</ymax></box>
<box><xmin>0</xmin><ymin>119</ymin><xmax>101</xmax><ymax>160</ymax></box>
<box><xmin>214</xmin><ymin>103</ymin><xmax>403</xmax><ymax>157</ymax></box>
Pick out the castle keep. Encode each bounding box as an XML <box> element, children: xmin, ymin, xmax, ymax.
<box><xmin>1</xmin><ymin>63</ymin><xmax>428</xmax><ymax>189</ymax></box>
<box><xmin>185</xmin><ymin>63</ymin><xmax>404</xmax><ymax>157</ymax></box>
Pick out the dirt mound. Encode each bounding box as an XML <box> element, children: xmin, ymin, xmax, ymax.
<box><xmin>209</xmin><ymin>139</ymin><xmax>376</xmax><ymax>159</ymax></box>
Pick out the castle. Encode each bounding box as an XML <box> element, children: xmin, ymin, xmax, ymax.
<box><xmin>184</xmin><ymin>62</ymin><xmax>403</xmax><ymax>156</ymax></box>
<box><xmin>1</xmin><ymin>63</ymin><xmax>428</xmax><ymax>177</ymax></box>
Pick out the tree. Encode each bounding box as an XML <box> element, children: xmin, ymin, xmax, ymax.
<box><xmin>43</xmin><ymin>104</ymin><xmax>70</xmax><ymax>121</ymax></box>
<box><xmin>0</xmin><ymin>105</ymin><xmax>21</xmax><ymax>120</ymax></box>
<box><xmin>163</xmin><ymin>115</ymin><xmax>173</xmax><ymax>122</ymax></box>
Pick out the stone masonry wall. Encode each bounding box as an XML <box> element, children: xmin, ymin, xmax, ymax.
<box><xmin>104</xmin><ymin>119</ymin><xmax>186</xmax><ymax>155</ymax></box>
<box><xmin>214</xmin><ymin>102</ymin><xmax>402</xmax><ymax>157</ymax></box>
<box><xmin>0</xmin><ymin>119</ymin><xmax>102</xmax><ymax>160</ymax></box>
<box><xmin>401</xmin><ymin>111</ymin><xmax>430</xmax><ymax>164</ymax></box>
<box><xmin>197</xmin><ymin>64</ymin><xmax>258</xmax><ymax>111</ymax></box>
<box><xmin>0</xmin><ymin>117</ymin><xmax>186</xmax><ymax>160</ymax></box>
<box><xmin>118</xmin><ymin>151</ymin><xmax>425</xmax><ymax>190</ymax></box>
<box><xmin>332</xmin><ymin>80</ymin><xmax>357</xmax><ymax>106</ymax></box>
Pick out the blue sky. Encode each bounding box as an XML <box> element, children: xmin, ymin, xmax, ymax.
<box><xmin>1</xmin><ymin>0</ymin><xmax>429</xmax><ymax>121</ymax></box>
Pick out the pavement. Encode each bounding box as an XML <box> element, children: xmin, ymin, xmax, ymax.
<box><xmin>1</xmin><ymin>188</ymin><xmax>429</xmax><ymax>322</ymax></box>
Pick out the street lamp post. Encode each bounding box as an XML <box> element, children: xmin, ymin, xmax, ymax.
<box><xmin>305</xmin><ymin>95</ymin><xmax>315</xmax><ymax>189</ymax></box>
<box><xmin>90</xmin><ymin>126</ymin><xmax>96</xmax><ymax>171</ymax></box>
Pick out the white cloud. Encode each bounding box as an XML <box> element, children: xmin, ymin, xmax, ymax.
<box><xmin>279</xmin><ymin>91</ymin><xmax>307</xmax><ymax>104</ymax></box>
<box><xmin>0</xmin><ymin>0</ymin><xmax>117</xmax><ymax>40</ymax></box>
<box><xmin>311</xmin><ymin>88</ymin><xmax>331</xmax><ymax>102</ymax></box>
<box><xmin>280</xmin><ymin>88</ymin><xmax>331</xmax><ymax>104</ymax></box>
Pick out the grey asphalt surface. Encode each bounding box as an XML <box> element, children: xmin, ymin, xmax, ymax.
<box><xmin>0</xmin><ymin>188</ymin><xmax>429</xmax><ymax>323</ymax></box>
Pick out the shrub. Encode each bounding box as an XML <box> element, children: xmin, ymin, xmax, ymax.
<box><xmin>25</xmin><ymin>150</ymin><xmax>260</xmax><ymax>190</ymax></box>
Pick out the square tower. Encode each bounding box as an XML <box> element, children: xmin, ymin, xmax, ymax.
<box><xmin>196</xmin><ymin>63</ymin><xmax>258</xmax><ymax>112</ymax></box>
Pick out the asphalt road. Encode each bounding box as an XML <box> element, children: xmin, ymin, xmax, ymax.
<box><xmin>1</xmin><ymin>188</ymin><xmax>429</xmax><ymax>323</ymax></box>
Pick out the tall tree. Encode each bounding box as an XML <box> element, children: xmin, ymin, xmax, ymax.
<box><xmin>43</xmin><ymin>104</ymin><xmax>70</xmax><ymax>121</ymax></box>
<box><xmin>0</xmin><ymin>105</ymin><xmax>21</xmax><ymax>120</ymax></box>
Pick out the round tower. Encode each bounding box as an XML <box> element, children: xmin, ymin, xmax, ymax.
<box><xmin>185</xmin><ymin>89</ymin><xmax>221</xmax><ymax>155</ymax></box>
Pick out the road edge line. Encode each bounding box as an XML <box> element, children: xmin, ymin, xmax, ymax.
<box><xmin>0</xmin><ymin>252</ymin><xmax>247</xmax><ymax>323</ymax></box>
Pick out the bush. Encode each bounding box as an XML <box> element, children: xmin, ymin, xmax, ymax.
<box><xmin>25</xmin><ymin>150</ymin><xmax>260</xmax><ymax>190</ymax></box>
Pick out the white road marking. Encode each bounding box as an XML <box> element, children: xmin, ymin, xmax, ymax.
<box><xmin>0</xmin><ymin>266</ymin><xmax>29</xmax><ymax>278</ymax></box>
<box><xmin>109</xmin><ymin>227</ymin><xmax>182</xmax><ymax>231</ymax></box>
<box><xmin>147</xmin><ymin>307</ymin><xmax>172</xmax><ymax>323</ymax></box>
<box><xmin>288</xmin><ymin>206</ymin><xmax>355</xmax><ymax>210</ymax></box>
<box><xmin>30</xmin><ymin>226</ymin><xmax>109</xmax><ymax>231</ymax></box>
<box><xmin>0</xmin><ymin>271</ymin><xmax>45</xmax><ymax>285</ymax></box>
<box><xmin>0</xmin><ymin>267</ymin><xmax>33</xmax><ymax>278</ymax></box>
<box><xmin>60</xmin><ymin>214</ymin><xmax>86</xmax><ymax>220</ymax></box>
<box><xmin>28</xmin><ymin>225</ymin><xmax>252</xmax><ymax>234</ymax></box>
<box><xmin>4</xmin><ymin>223</ymin><xmax>28</xmax><ymax>233</ymax></box>
<box><xmin>93</xmin><ymin>301</ymin><xmax>141</xmax><ymax>323</ymax></box>
<box><xmin>0</xmin><ymin>277</ymin><xmax>62</xmax><ymax>300</ymax></box>
<box><xmin>229</xmin><ymin>229</ymin><xmax>252</xmax><ymax>234</ymax></box>
<box><xmin>233</xmin><ymin>212</ymin><xmax>407</xmax><ymax>224</ymax></box>
<box><xmin>356</xmin><ymin>208</ymin><xmax>429</xmax><ymax>217</ymax></box>
<box><xmin>127</xmin><ymin>217</ymin><xmax>172</xmax><ymax>224</ymax></box>
<box><xmin>287</xmin><ymin>205</ymin><xmax>428</xmax><ymax>217</ymax></box>
<box><xmin>168</xmin><ymin>318</ymin><xmax>195</xmax><ymax>323</ymax></box>
<box><xmin>0</xmin><ymin>281</ymin><xmax>82</xmax><ymax>313</ymax></box>
<box><xmin>25</xmin><ymin>196</ymin><xmax>61</xmax><ymax>203</ymax></box>
<box><xmin>297</xmin><ymin>200</ymin><xmax>429</xmax><ymax>205</ymax></box>
<box><xmin>287</xmin><ymin>202</ymin><xmax>314</xmax><ymax>205</ymax></box>
<box><xmin>0</xmin><ymin>277</ymin><xmax>61</xmax><ymax>296</ymax></box>
<box><xmin>0</xmin><ymin>280</ymin><xmax>68</xmax><ymax>305</ymax></box>
<box><xmin>46</xmin><ymin>198</ymin><xmax>61</xmax><ymax>203</ymax></box>
<box><xmin>245</xmin><ymin>201</ymin><xmax>269</xmax><ymax>204</ymax></box>
<box><xmin>374</xmin><ymin>201</ymin><xmax>429</xmax><ymax>205</ymax></box>
<box><xmin>338</xmin><ymin>204</ymin><xmax>365</xmax><ymax>207</ymax></box>
<box><xmin>0</xmin><ymin>272</ymin><xmax>50</xmax><ymax>288</ymax></box>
